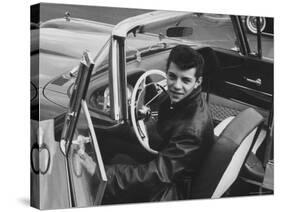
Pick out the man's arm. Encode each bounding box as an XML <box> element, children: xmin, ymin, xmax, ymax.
<box><xmin>77</xmin><ymin>129</ymin><xmax>203</xmax><ymax>199</ymax></box>
<box><xmin>104</xmin><ymin>129</ymin><xmax>203</xmax><ymax>198</ymax></box>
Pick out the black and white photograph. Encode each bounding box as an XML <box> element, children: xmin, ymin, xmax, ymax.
<box><xmin>1</xmin><ymin>0</ymin><xmax>280</xmax><ymax>211</ymax></box>
<box><xmin>29</xmin><ymin>1</ymin><xmax>275</xmax><ymax>210</ymax></box>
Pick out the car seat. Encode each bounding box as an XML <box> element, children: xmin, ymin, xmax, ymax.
<box><xmin>191</xmin><ymin>108</ymin><xmax>264</xmax><ymax>199</ymax></box>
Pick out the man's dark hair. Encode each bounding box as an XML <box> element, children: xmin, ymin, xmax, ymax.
<box><xmin>166</xmin><ymin>45</ymin><xmax>204</xmax><ymax>79</ymax></box>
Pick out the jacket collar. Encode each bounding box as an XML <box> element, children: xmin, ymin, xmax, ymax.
<box><xmin>169</xmin><ymin>86</ymin><xmax>202</xmax><ymax>110</ymax></box>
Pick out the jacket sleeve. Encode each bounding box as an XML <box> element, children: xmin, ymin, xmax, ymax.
<box><xmin>104</xmin><ymin>128</ymin><xmax>203</xmax><ymax>198</ymax></box>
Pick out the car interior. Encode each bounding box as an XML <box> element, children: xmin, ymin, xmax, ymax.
<box><xmin>50</xmin><ymin>43</ymin><xmax>272</xmax><ymax>198</ymax></box>
<box><xmin>92</xmin><ymin>44</ymin><xmax>272</xmax><ymax>195</ymax></box>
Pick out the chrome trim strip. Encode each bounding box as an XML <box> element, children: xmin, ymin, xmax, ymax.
<box><xmin>111</xmin><ymin>39</ymin><xmax>120</xmax><ymax>121</ymax></box>
<box><xmin>225</xmin><ymin>81</ymin><xmax>272</xmax><ymax>97</ymax></box>
<box><xmin>262</xmin><ymin>56</ymin><xmax>274</xmax><ymax>62</ymax></box>
<box><xmin>81</xmin><ymin>100</ymin><xmax>107</xmax><ymax>182</ymax></box>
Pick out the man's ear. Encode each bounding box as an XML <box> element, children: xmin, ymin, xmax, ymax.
<box><xmin>194</xmin><ymin>76</ymin><xmax>202</xmax><ymax>89</ymax></box>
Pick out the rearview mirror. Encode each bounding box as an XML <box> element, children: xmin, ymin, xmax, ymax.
<box><xmin>166</xmin><ymin>27</ymin><xmax>193</xmax><ymax>37</ymax></box>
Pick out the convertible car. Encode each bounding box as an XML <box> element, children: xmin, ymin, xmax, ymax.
<box><xmin>31</xmin><ymin>9</ymin><xmax>273</xmax><ymax>209</ymax></box>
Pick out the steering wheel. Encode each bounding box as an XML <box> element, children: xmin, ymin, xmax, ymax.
<box><xmin>130</xmin><ymin>69</ymin><xmax>167</xmax><ymax>154</ymax></box>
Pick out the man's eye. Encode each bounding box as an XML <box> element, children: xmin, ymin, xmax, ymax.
<box><xmin>168</xmin><ymin>73</ymin><xmax>176</xmax><ymax>80</ymax></box>
<box><xmin>182</xmin><ymin>79</ymin><xmax>191</xmax><ymax>84</ymax></box>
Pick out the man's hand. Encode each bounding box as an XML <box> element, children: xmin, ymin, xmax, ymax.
<box><xmin>78</xmin><ymin>150</ymin><xmax>97</xmax><ymax>176</ymax></box>
<box><xmin>72</xmin><ymin>135</ymin><xmax>97</xmax><ymax>176</ymax></box>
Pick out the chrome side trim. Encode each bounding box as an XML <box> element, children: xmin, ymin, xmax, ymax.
<box><xmin>225</xmin><ymin>81</ymin><xmax>272</xmax><ymax>98</ymax></box>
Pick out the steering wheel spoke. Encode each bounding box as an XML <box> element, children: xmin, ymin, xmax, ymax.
<box><xmin>157</xmin><ymin>79</ymin><xmax>168</xmax><ymax>89</ymax></box>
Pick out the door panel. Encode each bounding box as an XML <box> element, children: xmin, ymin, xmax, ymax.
<box><xmin>213</xmin><ymin>49</ymin><xmax>272</xmax><ymax>108</ymax></box>
<box><xmin>206</xmin><ymin>49</ymin><xmax>273</xmax><ymax>124</ymax></box>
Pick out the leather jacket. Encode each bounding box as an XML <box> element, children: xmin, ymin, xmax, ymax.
<box><xmin>103</xmin><ymin>87</ymin><xmax>215</xmax><ymax>203</ymax></box>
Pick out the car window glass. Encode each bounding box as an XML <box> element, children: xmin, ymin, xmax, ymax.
<box><xmin>87</xmin><ymin>41</ymin><xmax>112</xmax><ymax>116</ymax></box>
<box><xmin>92</xmin><ymin>40</ymin><xmax>110</xmax><ymax>75</ymax></box>
<box><xmin>72</xmin><ymin>110</ymin><xmax>107</xmax><ymax>204</ymax></box>
<box><xmin>261</xmin><ymin>34</ymin><xmax>274</xmax><ymax>59</ymax></box>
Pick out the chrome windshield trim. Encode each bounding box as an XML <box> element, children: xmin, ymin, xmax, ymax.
<box><xmin>110</xmin><ymin>39</ymin><xmax>121</xmax><ymax>121</ymax></box>
<box><xmin>112</xmin><ymin>10</ymin><xmax>191</xmax><ymax>38</ymax></box>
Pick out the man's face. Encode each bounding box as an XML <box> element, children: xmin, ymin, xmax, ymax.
<box><xmin>167</xmin><ymin>62</ymin><xmax>201</xmax><ymax>104</ymax></box>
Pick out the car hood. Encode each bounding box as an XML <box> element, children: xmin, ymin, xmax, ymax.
<box><xmin>31</xmin><ymin>26</ymin><xmax>111</xmax><ymax>120</ymax></box>
<box><xmin>31</xmin><ymin>27</ymin><xmax>111</xmax><ymax>87</ymax></box>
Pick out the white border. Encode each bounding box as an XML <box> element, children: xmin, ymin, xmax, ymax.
<box><xmin>0</xmin><ymin>0</ymin><xmax>279</xmax><ymax>212</ymax></box>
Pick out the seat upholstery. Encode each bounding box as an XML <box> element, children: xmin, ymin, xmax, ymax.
<box><xmin>191</xmin><ymin>108</ymin><xmax>264</xmax><ymax>199</ymax></box>
<box><xmin>214</xmin><ymin>114</ymin><xmax>266</xmax><ymax>182</ymax></box>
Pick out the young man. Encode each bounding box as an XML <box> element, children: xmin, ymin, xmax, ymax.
<box><xmin>80</xmin><ymin>45</ymin><xmax>215</xmax><ymax>202</ymax></box>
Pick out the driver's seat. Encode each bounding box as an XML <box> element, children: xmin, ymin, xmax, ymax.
<box><xmin>190</xmin><ymin>108</ymin><xmax>264</xmax><ymax>199</ymax></box>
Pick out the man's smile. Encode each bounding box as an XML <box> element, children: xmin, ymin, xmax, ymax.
<box><xmin>170</xmin><ymin>90</ymin><xmax>184</xmax><ymax>96</ymax></box>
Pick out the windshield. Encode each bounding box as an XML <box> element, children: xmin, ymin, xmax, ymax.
<box><xmin>125</xmin><ymin>13</ymin><xmax>237</xmax><ymax>53</ymax></box>
<box><xmin>92</xmin><ymin>38</ymin><xmax>111</xmax><ymax>75</ymax></box>
<box><xmin>179</xmin><ymin>13</ymin><xmax>236</xmax><ymax>49</ymax></box>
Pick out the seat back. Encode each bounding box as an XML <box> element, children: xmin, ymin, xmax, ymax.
<box><xmin>191</xmin><ymin>108</ymin><xmax>264</xmax><ymax>199</ymax></box>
